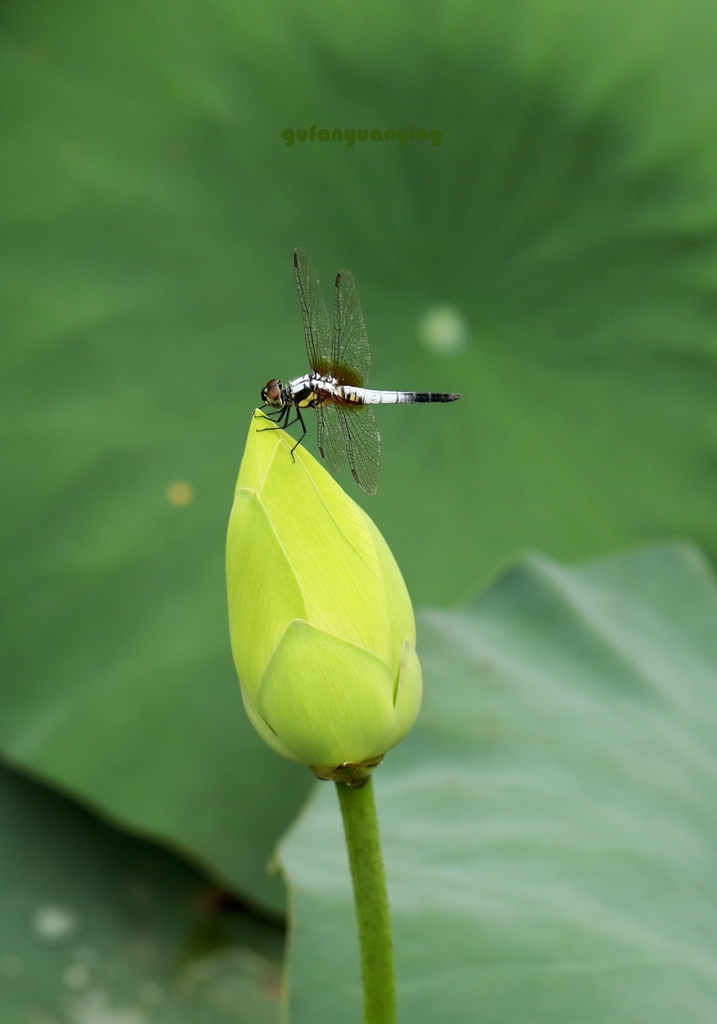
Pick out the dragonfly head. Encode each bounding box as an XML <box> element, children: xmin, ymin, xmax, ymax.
<box><xmin>261</xmin><ymin>379</ymin><xmax>284</xmax><ymax>409</ymax></box>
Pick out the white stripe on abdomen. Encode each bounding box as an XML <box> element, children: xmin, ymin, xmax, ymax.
<box><xmin>338</xmin><ymin>386</ymin><xmax>413</xmax><ymax>404</ymax></box>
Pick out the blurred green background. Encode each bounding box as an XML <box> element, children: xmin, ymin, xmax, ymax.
<box><xmin>3</xmin><ymin>0</ymin><xmax>717</xmax><ymax>1019</ymax></box>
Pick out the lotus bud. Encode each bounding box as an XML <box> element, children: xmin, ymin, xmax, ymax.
<box><xmin>226</xmin><ymin>410</ymin><xmax>422</xmax><ymax>784</ymax></box>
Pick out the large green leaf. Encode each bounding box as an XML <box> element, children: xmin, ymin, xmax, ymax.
<box><xmin>4</xmin><ymin>0</ymin><xmax>717</xmax><ymax>914</ymax></box>
<box><xmin>281</xmin><ymin>543</ymin><xmax>717</xmax><ymax>1023</ymax></box>
<box><xmin>0</xmin><ymin>762</ymin><xmax>283</xmax><ymax>1023</ymax></box>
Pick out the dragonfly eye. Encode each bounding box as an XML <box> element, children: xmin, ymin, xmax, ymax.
<box><xmin>261</xmin><ymin>379</ymin><xmax>284</xmax><ymax>407</ymax></box>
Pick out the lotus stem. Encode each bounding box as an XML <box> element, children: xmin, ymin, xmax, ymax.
<box><xmin>336</xmin><ymin>777</ymin><xmax>398</xmax><ymax>1024</ymax></box>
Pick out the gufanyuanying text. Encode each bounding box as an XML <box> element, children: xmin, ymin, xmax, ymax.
<box><xmin>282</xmin><ymin>125</ymin><xmax>443</xmax><ymax>147</ymax></box>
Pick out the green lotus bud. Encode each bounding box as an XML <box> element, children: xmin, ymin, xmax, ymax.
<box><xmin>226</xmin><ymin>410</ymin><xmax>422</xmax><ymax>780</ymax></box>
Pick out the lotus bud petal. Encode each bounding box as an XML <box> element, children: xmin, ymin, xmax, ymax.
<box><xmin>226</xmin><ymin>411</ymin><xmax>422</xmax><ymax>776</ymax></box>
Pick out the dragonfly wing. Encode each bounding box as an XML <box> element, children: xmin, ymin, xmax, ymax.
<box><xmin>333</xmin><ymin>269</ymin><xmax>370</xmax><ymax>387</ymax></box>
<box><xmin>294</xmin><ymin>248</ymin><xmax>332</xmax><ymax>375</ymax></box>
<box><xmin>335</xmin><ymin>404</ymin><xmax>380</xmax><ymax>495</ymax></box>
<box><xmin>315</xmin><ymin>403</ymin><xmax>346</xmax><ymax>474</ymax></box>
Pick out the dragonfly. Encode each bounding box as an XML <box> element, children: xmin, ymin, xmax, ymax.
<box><xmin>260</xmin><ymin>248</ymin><xmax>461</xmax><ymax>495</ymax></box>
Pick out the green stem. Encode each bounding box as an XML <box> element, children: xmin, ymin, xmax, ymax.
<box><xmin>336</xmin><ymin>777</ymin><xmax>398</xmax><ymax>1024</ymax></box>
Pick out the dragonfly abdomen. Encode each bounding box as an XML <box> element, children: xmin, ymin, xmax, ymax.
<box><xmin>339</xmin><ymin>386</ymin><xmax>460</xmax><ymax>405</ymax></box>
<box><xmin>404</xmin><ymin>391</ymin><xmax>461</xmax><ymax>403</ymax></box>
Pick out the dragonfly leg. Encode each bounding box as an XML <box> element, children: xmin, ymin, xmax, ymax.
<box><xmin>259</xmin><ymin>407</ymin><xmax>287</xmax><ymax>423</ymax></box>
<box><xmin>289</xmin><ymin>407</ymin><xmax>307</xmax><ymax>461</ymax></box>
<box><xmin>256</xmin><ymin>405</ymin><xmax>307</xmax><ymax>462</ymax></box>
<box><xmin>257</xmin><ymin>406</ymin><xmax>304</xmax><ymax>448</ymax></box>
<box><xmin>258</xmin><ymin>421</ymin><xmax>298</xmax><ymax>432</ymax></box>
<box><xmin>257</xmin><ymin>421</ymin><xmax>294</xmax><ymax>432</ymax></box>
<box><xmin>257</xmin><ymin>403</ymin><xmax>291</xmax><ymax>428</ymax></box>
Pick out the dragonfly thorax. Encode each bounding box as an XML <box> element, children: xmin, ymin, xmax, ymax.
<box><xmin>287</xmin><ymin>372</ymin><xmax>338</xmax><ymax>407</ymax></box>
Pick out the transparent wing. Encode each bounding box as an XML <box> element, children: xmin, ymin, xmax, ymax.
<box><xmin>335</xmin><ymin>404</ymin><xmax>380</xmax><ymax>495</ymax></box>
<box><xmin>315</xmin><ymin>403</ymin><xmax>346</xmax><ymax>474</ymax></box>
<box><xmin>332</xmin><ymin>269</ymin><xmax>370</xmax><ymax>387</ymax></box>
<box><xmin>294</xmin><ymin>248</ymin><xmax>332</xmax><ymax>375</ymax></box>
